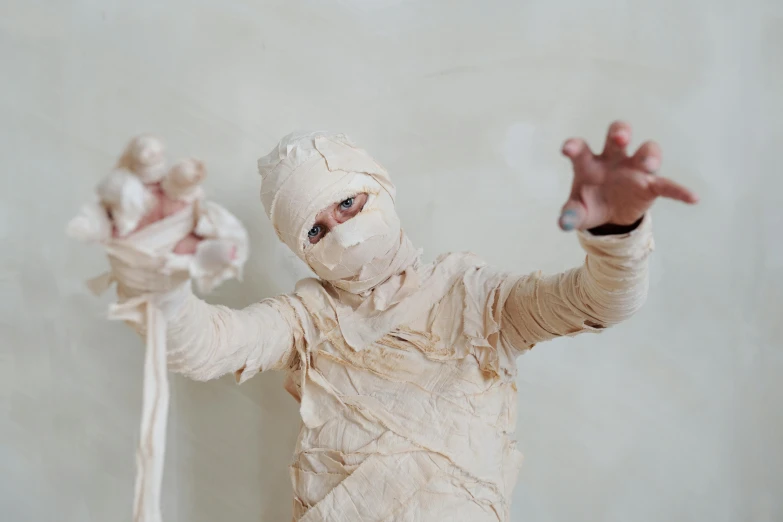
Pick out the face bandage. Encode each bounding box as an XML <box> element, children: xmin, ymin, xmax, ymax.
<box><xmin>258</xmin><ymin>131</ymin><xmax>419</xmax><ymax>294</ymax></box>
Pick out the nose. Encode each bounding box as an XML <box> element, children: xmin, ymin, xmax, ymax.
<box><xmin>323</xmin><ymin>212</ymin><xmax>341</xmax><ymax>229</ymax></box>
<box><xmin>334</xmin><ymin>209</ymin><xmax>351</xmax><ymax>225</ymax></box>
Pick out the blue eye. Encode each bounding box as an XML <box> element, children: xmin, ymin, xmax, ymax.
<box><xmin>307</xmin><ymin>225</ymin><xmax>322</xmax><ymax>238</ymax></box>
<box><xmin>340</xmin><ymin>197</ymin><xmax>354</xmax><ymax>210</ymax></box>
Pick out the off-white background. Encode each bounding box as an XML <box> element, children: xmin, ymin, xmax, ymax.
<box><xmin>2</xmin><ymin>0</ymin><xmax>781</xmax><ymax>520</ymax></box>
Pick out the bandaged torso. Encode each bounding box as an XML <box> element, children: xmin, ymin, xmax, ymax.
<box><xmin>161</xmin><ymin>212</ymin><xmax>652</xmax><ymax>522</ymax></box>
<box><xmin>286</xmin><ymin>254</ymin><xmax>521</xmax><ymax>522</ymax></box>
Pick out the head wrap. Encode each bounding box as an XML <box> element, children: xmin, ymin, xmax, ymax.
<box><xmin>258</xmin><ymin>131</ymin><xmax>419</xmax><ymax>294</ymax></box>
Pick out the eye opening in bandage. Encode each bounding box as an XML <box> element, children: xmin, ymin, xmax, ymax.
<box><xmin>300</xmin><ymin>185</ymin><xmax>380</xmax><ymax>251</ymax></box>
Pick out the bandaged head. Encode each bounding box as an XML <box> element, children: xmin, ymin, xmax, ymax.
<box><xmin>258</xmin><ymin>131</ymin><xmax>418</xmax><ymax>294</ymax></box>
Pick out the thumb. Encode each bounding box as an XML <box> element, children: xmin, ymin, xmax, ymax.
<box><xmin>558</xmin><ymin>201</ymin><xmax>586</xmax><ymax>232</ymax></box>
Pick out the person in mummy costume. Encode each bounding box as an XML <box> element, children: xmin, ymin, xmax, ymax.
<box><xmin>69</xmin><ymin>121</ymin><xmax>698</xmax><ymax>522</ymax></box>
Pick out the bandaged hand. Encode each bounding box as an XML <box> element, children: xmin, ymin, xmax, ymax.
<box><xmin>107</xmin><ymin>165</ymin><xmax>206</xmax><ymax>256</ymax></box>
<box><xmin>558</xmin><ymin>121</ymin><xmax>699</xmax><ymax>231</ymax></box>
<box><xmin>67</xmin><ymin>135</ymin><xmax>248</xmax><ymax>298</ymax></box>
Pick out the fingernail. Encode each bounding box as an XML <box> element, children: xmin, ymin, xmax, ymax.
<box><xmin>613</xmin><ymin>129</ymin><xmax>630</xmax><ymax>145</ymax></box>
<box><xmin>644</xmin><ymin>156</ymin><xmax>660</xmax><ymax>172</ymax></box>
<box><xmin>560</xmin><ymin>209</ymin><xmax>578</xmax><ymax>231</ymax></box>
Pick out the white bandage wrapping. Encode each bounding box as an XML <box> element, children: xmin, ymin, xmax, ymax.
<box><xmin>72</xmin><ymin>131</ymin><xmax>653</xmax><ymax>521</ymax></box>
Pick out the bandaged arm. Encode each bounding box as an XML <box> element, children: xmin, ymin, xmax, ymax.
<box><xmin>501</xmin><ymin>214</ymin><xmax>653</xmax><ymax>347</ymax></box>
<box><xmin>120</xmin><ymin>281</ymin><xmax>299</xmax><ymax>383</ymax></box>
<box><xmin>90</xmin><ymin>198</ymin><xmax>301</xmax><ymax>384</ymax></box>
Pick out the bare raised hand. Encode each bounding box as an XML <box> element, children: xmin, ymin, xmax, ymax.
<box><xmin>558</xmin><ymin>121</ymin><xmax>698</xmax><ymax>231</ymax></box>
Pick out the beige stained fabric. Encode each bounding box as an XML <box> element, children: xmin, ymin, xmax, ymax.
<box><xmin>71</xmin><ymin>132</ymin><xmax>653</xmax><ymax>522</ymax></box>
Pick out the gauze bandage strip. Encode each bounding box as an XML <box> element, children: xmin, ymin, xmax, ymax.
<box><xmin>67</xmin><ymin>137</ymin><xmax>249</xmax><ymax>522</ymax></box>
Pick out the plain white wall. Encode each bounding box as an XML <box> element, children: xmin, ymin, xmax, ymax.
<box><xmin>2</xmin><ymin>0</ymin><xmax>781</xmax><ymax>520</ymax></box>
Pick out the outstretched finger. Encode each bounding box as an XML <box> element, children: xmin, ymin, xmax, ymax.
<box><xmin>561</xmin><ymin>138</ymin><xmax>595</xmax><ymax>175</ymax></box>
<box><xmin>628</xmin><ymin>140</ymin><xmax>662</xmax><ymax>174</ymax></box>
<box><xmin>601</xmin><ymin>121</ymin><xmax>632</xmax><ymax>160</ymax></box>
<box><xmin>648</xmin><ymin>176</ymin><xmax>699</xmax><ymax>204</ymax></box>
